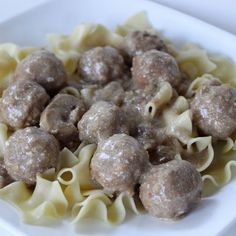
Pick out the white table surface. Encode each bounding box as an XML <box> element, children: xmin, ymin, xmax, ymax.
<box><xmin>0</xmin><ymin>0</ymin><xmax>235</xmax><ymax>235</ymax></box>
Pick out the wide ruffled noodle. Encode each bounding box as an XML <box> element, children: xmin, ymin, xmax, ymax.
<box><xmin>0</xmin><ymin>123</ymin><xmax>8</xmax><ymax>158</ymax></box>
<box><xmin>115</xmin><ymin>11</ymin><xmax>154</xmax><ymax>36</ymax></box>
<box><xmin>0</xmin><ymin>173</ymin><xmax>68</xmax><ymax>224</ymax></box>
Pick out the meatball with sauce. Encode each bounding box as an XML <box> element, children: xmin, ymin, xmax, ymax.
<box><xmin>40</xmin><ymin>94</ymin><xmax>86</xmax><ymax>150</ymax></box>
<box><xmin>4</xmin><ymin>127</ymin><xmax>59</xmax><ymax>185</ymax></box>
<box><xmin>91</xmin><ymin>134</ymin><xmax>149</xmax><ymax>195</ymax></box>
<box><xmin>79</xmin><ymin>46</ymin><xmax>126</xmax><ymax>84</ymax></box>
<box><xmin>190</xmin><ymin>82</ymin><xmax>236</xmax><ymax>139</ymax></box>
<box><xmin>0</xmin><ymin>80</ymin><xmax>49</xmax><ymax>129</ymax></box>
<box><xmin>15</xmin><ymin>49</ymin><xmax>67</xmax><ymax>93</ymax></box>
<box><xmin>78</xmin><ymin>101</ymin><xmax>129</xmax><ymax>144</ymax></box>
<box><xmin>122</xmin><ymin>31</ymin><xmax>167</xmax><ymax>58</ymax></box>
<box><xmin>139</xmin><ymin>160</ymin><xmax>202</xmax><ymax>220</ymax></box>
<box><xmin>132</xmin><ymin>50</ymin><xmax>181</xmax><ymax>89</ymax></box>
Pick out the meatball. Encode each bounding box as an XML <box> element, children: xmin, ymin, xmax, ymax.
<box><xmin>93</xmin><ymin>81</ymin><xmax>124</xmax><ymax>106</ymax></box>
<box><xmin>79</xmin><ymin>46</ymin><xmax>125</xmax><ymax>84</ymax></box>
<box><xmin>40</xmin><ymin>94</ymin><xmax>86</xmax><ymax>150</ymax></box>
<box><xmin>132</xmin><ymin>50</ymin><xmax>181</xmax><ymax>89</ymax></box>
<box><xmin>0</xmin><ymin>159</ymin><xmax>12</xmax><ymax>188</ymax></box>
<box><xmin>4</xmin><ymin>127</ymin><xmax>59</xmax><ymax>185</ymax></box>
<box><xmin>78</xmin><ymin>101</ymin><xmax>129</xmax><ymax>143</ymax></box>
<box><xmin>139</xmin><ymin>160</ymin><xmax>202</xmax><ymax>219</ymax></box>
<box><xmin>190</xmin><ymin>83</ymin><xmax>236</xmax><ymax>139</ymax></box>
<box><xmin>15</xmin><ymin>49</ymin><xmax>67</xmax><ymax>93</ymax></box>
<box><xmin>122</xmin><ymin>31</ymin><xmax>167</xmax><ymax>58</ymax></box>
<box><xmin>91</xmin><ymin>134</ymin><xmax>149</xmax><ymax>195</ymax></box>
<box><xmin>0</xmin><ymin>80</ymin><xmax>49</xmax><ymax>129</ymax></box>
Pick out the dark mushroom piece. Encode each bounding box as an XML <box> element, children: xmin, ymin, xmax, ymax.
<box><xmin>40</xmin><ymin>94</ymin><xmax>86</xmax><ymax>150</ymax></box>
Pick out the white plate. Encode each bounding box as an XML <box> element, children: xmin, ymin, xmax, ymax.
<box><xmin>0</xmin><ymin>0</ymin><xmax>236</xmax><ymax>235</ymax></box>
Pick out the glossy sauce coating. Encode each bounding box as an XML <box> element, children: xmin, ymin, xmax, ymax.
<box><xmin>78</xmin><ymin>101</ymin><xmax>129</xmax><ymax>144</ymax></box>
<box><xmin>40</xmin><ymin>94</ymin><xmax>86</xmax><ymax>150</ymax></box>
<box><xmin>191</xmin><ymin>82</ymin><xmax>236</xmax><ymax>139</ymax></box>
<box><xmin>79</xmin><ymin>46</ymin><xmax>126</xmax><ymax>85</ymax></box>
<box><xmin>132</xmin><ymin>50</ymin><xmax>182</xmax><ymax>89</ymax></box>
<box><xmin>1</xmin><ymin>30</ymin><xmax>223</xmax><ymax>221</ymax></box>
<box><xmin>15</xmin><ymin>49</ymin><xmax>67</xmax><ymax>93</ymax></box>
<box><xmin>91</xmin><ymin>134</ymin><xmax>149</xmax><ymax>195</ymax></box>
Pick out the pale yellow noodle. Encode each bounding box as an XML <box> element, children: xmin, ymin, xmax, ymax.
<box><xmin>0</xmin><ymin>123</ymin><xmax>8</xmax><ymax>158</ymax></box>
<box><xmin>145</xmin><ymin>82</ymin><xmax>173</xmax><ymax>118</ymax></box>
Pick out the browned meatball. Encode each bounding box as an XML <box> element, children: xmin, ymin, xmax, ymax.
<box><xmin>15</xmin><ymin>49</ymin><xmax>67</xmax><ymax>93</ymax></box>
<box><xmin>78</xmin><ymin>101</ymin><xmax>129</xmax><ymax>144</ymax></box>
<box><xmin>40</xmin><ymin>94</ymin><xmax>86</xmax><ymax>150</ymax></box>
<box><xmin>79</xmin><ymin>46</ymin><xmax>125</xmax><ymax>84</ymax></box>
<box><xmin>139</xmin><ymin>160</ymin><xmax>202</xmax><ymax>219</ymax></box>
<box><xmin>0</xmin><ymin>159</ymin><xmax>13</xmax><ymax>188</ymax></box>
<box><xmin>0</xmin><ymin>80</ymin><xmax>49</xmax><ymax>129</ymax></box>
<box><xmin>122</xmin><ymin>31</ymin><xmax>167</xmax><ymax>58</ymax></box>
<box><xmin>93</xmin><ymin>81</ymin><xmax>124</xmax><ymax>106</ymax></box>
<box><xmin>190</xmin><ymin>83</ymin><xmax>236</xmax><ymax>139</ymax></box>
<box><xmin>132</xmin><ymin>50</ymin><xmax>181</xmax><ymax>89</ymax></box>
<box><xmin>4</xmin><ymin>127</ymin><xmax>59</xmax><ymax>185</ymax></box>
<box><xmin>91</xmin><ymin>134</ymin><xmax>149</xmax><ymax>195</ymax></box>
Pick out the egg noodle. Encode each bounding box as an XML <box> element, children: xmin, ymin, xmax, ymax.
<box><xmin>0</xmin><ymin>12</ymin><xmax>236</xmax><ymax>225</ymax></box>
